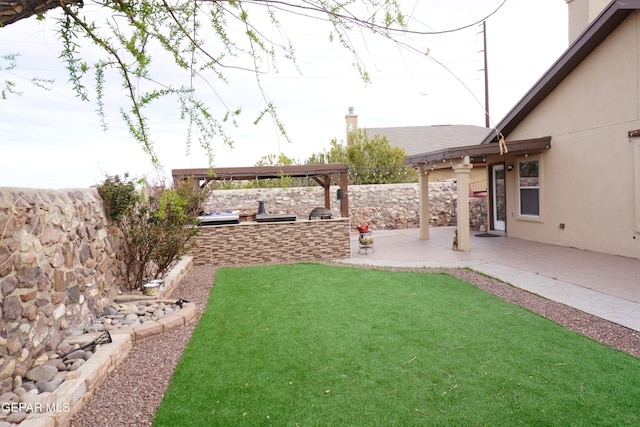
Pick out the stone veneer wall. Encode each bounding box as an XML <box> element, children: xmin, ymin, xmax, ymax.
<box><xmin>204</xmin><ymin>182</ymin><xmax>488</xmax><ymax>231</ymax></box>
<box><xmin>191</xmin><ymin>219</ymin><xmax>351</xmax><ymax>266</ymax></box>
<box><xmin>0</xmin><ymin>188</ymin><xmax>128</xmax><ymax>393</ymax></box>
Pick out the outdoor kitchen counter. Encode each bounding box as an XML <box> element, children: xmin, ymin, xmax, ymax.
<box><xmin>190</xmin><ymin>217</ymin><xmax>351</xmax><ymax>266</ymax></box>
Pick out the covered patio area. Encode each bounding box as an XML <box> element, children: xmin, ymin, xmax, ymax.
<box><xmin>405</xmin><ymin>137</ymin><xmax>551</xmax><ymax>251</ymax></box>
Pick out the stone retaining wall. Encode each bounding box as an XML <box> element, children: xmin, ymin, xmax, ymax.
<box><xmin>191</xmin><ymin>219</ymin><xmax>351</xmax><ymax>267</ymax></box>
<box><xmin>204</xmin><ymin>183</ymin><xmax>488</xmax><ymax>231</ymax></box>
<box><xmin>0</xmin><ymin>188</ymin><xmax>128</xmax><ymax>394</ymax></box>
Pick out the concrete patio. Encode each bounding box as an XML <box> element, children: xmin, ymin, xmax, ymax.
<box><xmin>341</xmin><ymin>226</ymin><xmax>640</xmax><ymax>333</ymax></box>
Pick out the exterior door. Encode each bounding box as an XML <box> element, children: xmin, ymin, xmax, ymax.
<box><xmin>491</xmin><ymin>164</ymin><xmax>506</xmax><ymax>231</ymax></box>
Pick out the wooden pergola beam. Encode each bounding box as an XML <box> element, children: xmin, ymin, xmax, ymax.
<box><xmin>172</xmin><ymin>163</ymin><xmax>350</xmax><ymax>218</ymax></box>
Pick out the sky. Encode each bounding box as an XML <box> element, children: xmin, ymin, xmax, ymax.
<box><xmin>0</xmin><ymin>0</ymin><xmax>568</xmax><ymax>189</ymax></box>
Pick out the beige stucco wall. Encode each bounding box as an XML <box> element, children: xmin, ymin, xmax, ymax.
<box><xmin>567</xmin><ymin>0</ymin><xmax>611</xmax><ymax>43</ymax></box>
<box><xmin>487</xmin><ymin>12</ymin><xmax>640</xmax><ymax>259</ymax></box>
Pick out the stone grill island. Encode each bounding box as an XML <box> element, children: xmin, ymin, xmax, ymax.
<box><xmin>172</xmin><ymin>164</ymin><xmax>352</xmax><ymax>267</ymax></box>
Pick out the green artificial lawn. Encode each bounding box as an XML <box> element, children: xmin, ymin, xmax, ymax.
<box><xmin>154</xmin><ymin>264</ymin><xmax>640</xmax><ymax>426</ymax></box>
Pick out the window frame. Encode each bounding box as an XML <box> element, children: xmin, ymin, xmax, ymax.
<box><xmin>516</xmin><ymin>155</ymin><xmax>543</xmax><ymax>221</ymax></box>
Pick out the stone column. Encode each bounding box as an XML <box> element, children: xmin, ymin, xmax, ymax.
<box><xmin>453</xmin><ymin>157</ymin><xmax>473</xmax><ymax>251</ymax></box>
<box><xmin>418</xmin><ymin>166</ymin><xmax>430</xmax><ymax>240</ymax></box>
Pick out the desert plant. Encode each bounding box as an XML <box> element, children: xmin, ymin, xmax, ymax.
<box><xmin>98</xmin><ymin>175</ymin><xmax>208</xmax><ymax>290</ymax></box>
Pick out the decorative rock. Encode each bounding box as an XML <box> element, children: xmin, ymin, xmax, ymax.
<box><xmin>63</xmin><ymin>350</ymin><xmax>86</xmax><ymax>361</ymax></box>
<box><xmin>36</xmin><ymin>379</ymin><xmax>62</xmax><ymax>393</ymax></box>
<box><xmin>86</xmin><ymin>322</ymin><xmax>105</xmax><ymax>333</ymax></box>
<box><xmin>0</xmin><ymin>359</ymin><xmax>15</xmax><ymax>381</ymax></box>
<box><xmin>21</xmin><ymin>382</ymin><xmax>37</xmax><ymax>393</ymax></box>
<box><xmin>33</xmin><ymin>353</ymin><xmax>49</xmax><ymax>367</ymax></box>
<box><xmin>12</xmin><ymin>376</ymin><xmax>21</xmax><ymax>390</ymax></box>
<box><xmin>102</xmin><ymin>306</ymin><xmax>119</xmax><ymax>316</ymax></box>
<box><xmin>6</xmin><ymin>411</ymin><xmax>28</xmax><ymax>424</ymax></box>
<box><xmin>25</xmin><ymin>365</ymin><xmax>58</xmax><ymax>382</ymax></box>
<box><xmin>56</xmin><ymin>342</ymin><xmax>73</xmax><ymax>356</ymax></box>
<box><xmin>119</xmin><ymin>305</ymin><xmax>138</xmax><ymax>314</ymax></box>
<box><xmin>0</xmin><ymin>391</ymin><xmax>19</xmax><ymax>403</ymax></box>
<box><xmin>69</xmin><ymin>360</ymin><xmax>85</xmax><ymax>371</ymax></box>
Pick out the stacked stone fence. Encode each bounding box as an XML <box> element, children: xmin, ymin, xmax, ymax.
<box><xmin>204</xmin><ymin>182</ymin><xmax>488</xmax><ymax>231</ymax></box>
<box><xmin>0</xmin><ymin>188</ymin><xmax>128</xmax><ymax>393</ymax></box>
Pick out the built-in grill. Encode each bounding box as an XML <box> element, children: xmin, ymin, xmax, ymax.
<box><xmin>308</xmin><ymin>207</ymin><xmax>332</xmax><ymax>220</ymax></box>
<box><xmin>255</xmin><ymin>200</ymin><xmax>297</xmax><ymax>222</ymax></box>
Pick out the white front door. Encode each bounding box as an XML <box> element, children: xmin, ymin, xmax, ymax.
<box><xmin>492</xmin><ymin>164</ymin><xmax>506</xmax><ymax>231</ymax></box>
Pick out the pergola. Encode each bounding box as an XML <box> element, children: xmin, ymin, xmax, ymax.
<box><xmin>171</xmin><ymin>163</ymin><xmax>350</xmax><ymax>217</ymax></box>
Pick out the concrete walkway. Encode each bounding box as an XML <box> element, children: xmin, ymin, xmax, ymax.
<box><xmin>339</xmin><ymin>227</ymin><xmax>640</xmax><ymax>333</ymax></box>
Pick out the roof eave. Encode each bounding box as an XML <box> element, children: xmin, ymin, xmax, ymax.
<box><xmin>481</xmin><ymin>0</ymin><xmax>640</xmax><ymax>144</ymax></box>
<box><xmin>406</xmin><ymin>137</ymin><xmax>551</xmax><ymax>165</ymax></box>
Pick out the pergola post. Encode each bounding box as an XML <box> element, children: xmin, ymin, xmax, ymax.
<box><xmin>323</xmin><ymin>175</ymin><xmax>331</xmax><ymax>209</ymax></box>
<box><xmin>453</xmin><ymin>156</ymin><xmax>473</xmax><ymax>251</ymax></box>
<box><xmin>418</xmin><ymin>166</ymin><xmax>430</xmax><ymax>240</ymax></box>
<box><xmin>339</xmin><ymin>170</ymin><xmax>349</xmax><ymax>218</ymax></box>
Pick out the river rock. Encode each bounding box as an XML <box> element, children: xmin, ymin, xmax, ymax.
<box><xmin>36</xmin><ymin>379</ymin><xmax>62</xmax><ymax>393</ymax></box>
<box><xmin>25</xmin><ymin>365</ymin><xmax>57</xmax><ymax>382</ymax></box>
<box><xmin>125</xmin><ymin>313</ymin><xmax>139</xmax><ymax>321</ymax></box>
<box><xmin>6</xmin><ymin>411</ymin><xmax>27</xmax><ymax>424</ymax></box>
<box><xmin>69</xmin><ymin>360</ymin><xmax>85</xmax><ymax>371</ymax></box>
<box><xmin>21</xmin><ymin>382</ymin><xmax>37</xmax><ymax>393</ymax></box>
<box><xmin>87</xmin><ymin>322</ymin><xmax>105</xmax><ymax>333</ymax></box>
<box><xmin>0</xmin><ymin>391</ymin><xmax>19</xmax><ymax>403</ymax></box>
<box><xmin>102</xmin><ymin>306</ymin><xmax>119</xmax><ymax>316</ymax></box>
<box><xmin>63</xmin><ymin>349</ymin><xmax>86</xmax><ymax>361</ymax></box>
<box><xmin>0</xmin><ymin>359</ymin><xmax>15</xmax><ymax>381</ymax></box>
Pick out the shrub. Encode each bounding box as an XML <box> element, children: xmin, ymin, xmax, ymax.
<box><xmin>97</xmin><ymin>174</ymin><xmax>208</xmax><ymax>290</ymax></box>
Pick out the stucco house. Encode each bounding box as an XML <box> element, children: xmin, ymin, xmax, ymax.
<box><xmin>406</xmin><ymin>0</ymin><xmax>640</xmax><ymax>260</ymax></box>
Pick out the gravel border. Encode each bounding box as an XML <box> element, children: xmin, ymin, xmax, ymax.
<box><xmin>69</xmin><ymin>263</ymin><xmax>640</xmax><ymax>427</ymax></box>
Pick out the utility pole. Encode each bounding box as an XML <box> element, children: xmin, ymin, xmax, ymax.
<box><xmin>479</xmin><ymin>21</ymin><xmax>490</xmax><ymax>128</ymax></box>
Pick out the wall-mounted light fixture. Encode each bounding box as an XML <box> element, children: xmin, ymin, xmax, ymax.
<box><xmin>506</xmin><ymin>165</ymin><xmax>514</xmax><ymax>172</ymax></box>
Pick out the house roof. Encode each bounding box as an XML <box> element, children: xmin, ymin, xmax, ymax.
<box><xmin>365</xmin><ymin>124</ymin><xmax>492</xmax><ymax>156</ymax></box>
<box><xmin>481</xmin><ymin>0</ymin><xmax>640</xmax><ymax>144</ymax></box>
<box><xmin>405</xmin><ymin>136</ymin><xmax>551</xmax><ymax>166</ymax></box>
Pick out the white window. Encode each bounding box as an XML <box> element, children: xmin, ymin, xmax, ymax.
<box><xmin>518</xmin><ymin>159</ymin><xmax>540</xmax><ymax>216</ymax></box>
